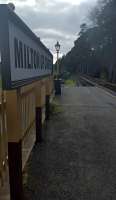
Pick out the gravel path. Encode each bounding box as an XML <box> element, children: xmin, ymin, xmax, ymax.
<box><xmin>24</xmin><ymin>86</ymin><xmax>116</xmax><ymax>200</ymax></box>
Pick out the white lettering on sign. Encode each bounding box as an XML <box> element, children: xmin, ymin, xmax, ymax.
<box><xmin>9</xmin><ymin>21</ymin><xmax>52</xmax><ymax>82</ymax></box>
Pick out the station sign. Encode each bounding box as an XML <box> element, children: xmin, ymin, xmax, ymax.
<box><xmin>0</xmin><ymin>5</ymin><xmax>53</xmax><ymax>90</ymax></box>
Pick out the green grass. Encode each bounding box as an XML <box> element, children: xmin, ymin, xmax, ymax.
<box><xmin>50</xmin><ymin>100</ymin><xmax>63</xmax><ymax>115</ymax></box>
<box><xmin>64</xmin><ymin>79</ymin><xmax>76</xmax><ymax>86</ymax></box>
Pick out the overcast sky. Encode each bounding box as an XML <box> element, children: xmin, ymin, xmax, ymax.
<box><xmin>0</xmin><ymin>0</ymin><xmax>97</xmax><ymax>62</ymax></box>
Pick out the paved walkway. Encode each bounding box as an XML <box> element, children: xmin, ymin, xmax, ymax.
<box><xmin>24</xmin><ymin>86</ymin><xmax>116</xmax><ymax>200</ymax></box>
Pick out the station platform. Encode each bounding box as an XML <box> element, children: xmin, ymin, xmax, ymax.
<box><xmin>23</xmin><ymin>86</ymin><xmax>116</xmax><ymax>200</ymax></box>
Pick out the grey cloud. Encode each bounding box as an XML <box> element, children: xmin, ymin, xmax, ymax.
<box><xmin>42</xmin><ymin>37</ymin><xmax>73</xmax><ymax>56</ymax></box>
<box><xmin>16</xmin><ymin>3</ymin><xmax>88</xmax><ymax>35</ymax></box>
<box><xmin>0</xmin><ymin>0</ymin><xmax>26</xmax><ymax>2</ymax></box>
<box><xmin>0</xmin><ymin>0</ymin><xmax>7</xmax><ymax>3</ymax></box>
<box><xmin>35</xmin><ymin>27</ymin><xmax>76</xmax><ymax>54</ymax></box>
<box><xmin>35</xmin><ymin>28</ymin><xmax>72</xmax><ymax>40</ymax></box>
<box><xmin>0</xmin><ymin>0</ymin><xmax>97</xmax><ymax>55</ymax></box>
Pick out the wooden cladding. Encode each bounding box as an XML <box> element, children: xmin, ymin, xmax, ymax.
<box><xmin>0</xmin><ymin>92</ymin><xmax>8</xmax><ymax>187</ymax></box>
<box><xmin>20</xmin><ymin>86</ymin><xmax>35</xmax><ymax>139</ymax></box>
<box><xmin>0</xmin><ymin>76</ymin><xmax>54</xmax><ymax>190</ymax></box>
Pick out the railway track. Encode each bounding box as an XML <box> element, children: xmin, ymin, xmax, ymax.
<box><xmin>85</xmin><ymin>76</ymin><xmax>116</xmax><ymax>92</ymax></box>
<box><xmin>77</xmin><ymin>75</ymin><xmax>116</xmax><ymax>96</ymax></box>
<box><xmin>83</xmin><ymin>75</ymin><xmax>116</xmax><ymax>94</ymax></box>
<box><xmin>77</xmin><ymin>76</ymin><xmax>95</xmax><ymax>87</ymax></box>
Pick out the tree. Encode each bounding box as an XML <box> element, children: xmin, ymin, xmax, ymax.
<box><xmin>60</xmin><ymin>0</ymin><xmax>116</xmax><ymax>82</ymax></box>
<box><xmin>90</xmin><ymin>0</ymin><xmax>116</xmax><ymax>81</ymax></box>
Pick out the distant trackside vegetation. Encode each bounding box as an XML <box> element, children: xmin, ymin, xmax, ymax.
<box><xmin>54</xmin><ymin>0</ymin><xmax>116</xmax><ymax>83</ymax></box>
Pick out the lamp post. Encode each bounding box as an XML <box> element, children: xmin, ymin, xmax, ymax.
<box><xmin>55</xmin><ymin>41</ymin><xmax>60</xmax><ymax>76</ymax></box>
<box><xmin>90</xmin><ymin>47</ymin><xmax>95</xmax><ymax>75</ymax></box>
<box><xmin>54</xmin><ymin>41</ymin><xmax>61</xmax><ymax>95</ymax></box>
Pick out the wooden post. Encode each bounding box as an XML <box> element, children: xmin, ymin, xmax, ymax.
<box><xmin>8</xmin><ymin>141</ymin><xmax>23</xmax><ymax>200</ymax></box>
<box><xmin>45</xmin><ymin>77</ymin><xmax>53</xmax><ymax>120</ymax></box>
<box><xmin>35</xmin><ymin>81</ymin><xmax>46</xmax><ymax>143</ymax></box>
<box><xmin>6</xmin><ymin>89</ymin><xmax>23</xmax><ymax>200</ymax></box>
<box><xmin>36</xmin><ymin>107</ymin><xmax>42</xmax><ymax>143</ymax></box>
<box><xmin>45</xmin><ymin>95</ymin><xmax>50</xmax><ymax>120</ymax></box>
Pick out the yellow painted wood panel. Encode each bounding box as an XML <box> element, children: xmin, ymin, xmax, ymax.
<box><xmin>6</xmin><ymin>90</ymin><xmax>21</xmax><ymax>142</ymax></box>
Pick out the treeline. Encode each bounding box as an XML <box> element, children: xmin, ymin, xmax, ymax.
<box><xmin>58</xmin><ymin>0</ymin><xmax>116</xmax><ymax>82</ymax></box>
